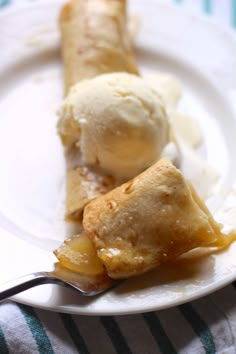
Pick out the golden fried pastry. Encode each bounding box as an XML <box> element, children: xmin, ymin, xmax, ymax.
<box><xmin>60</xmin><ymin>0</ymin><xmax>139</xmax><ymax>94</ymax></box>
<box><xmin>83</xmin><ymin>159</ymin><xmax>226</xmax><ymax>279</ymax></box>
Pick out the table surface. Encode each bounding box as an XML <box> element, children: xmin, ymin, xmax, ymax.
<box><xmin>0</xmin><ymin>1</ymin><xmax>236</xmax><ymax>353</ymax></box>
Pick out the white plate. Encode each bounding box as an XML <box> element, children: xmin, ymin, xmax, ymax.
<box><xmin>0</xmin><ymin>0</ymin><xmax>236</xmax><ymax>315</ymax></box>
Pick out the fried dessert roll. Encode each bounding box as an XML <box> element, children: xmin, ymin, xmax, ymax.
<box><xmin>59</xmin><ymin>0</ymin><xmax>139</xmax><ymax>220</ymax></box>
<box><xmin>83</xmin><ymin>159</ymin><xmax>227</xmax><ymax>279</ymax></box>
<box><xmin>55</xmin><ymin>159</ymin><xmax>231</xmax><ymax>279</ymax></box>
<box><xmin>60</xmin><ymin>0</ymin><xmax>139</xmax><ymax>94</ymax></box>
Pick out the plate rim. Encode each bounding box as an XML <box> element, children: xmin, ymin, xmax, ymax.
<box><xmin>10</xmin><ymin>265</ymin><xmax>236</xmax><ymax>315</ymax></box>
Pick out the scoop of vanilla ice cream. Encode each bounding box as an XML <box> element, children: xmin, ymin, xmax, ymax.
<box><xmin>58</xmin><ymin>73</ymin><xmax>169</xmax><ymax>180</ymax></box>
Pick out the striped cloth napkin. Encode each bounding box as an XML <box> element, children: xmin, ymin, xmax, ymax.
<box><xmin>0</xmin><ymin>0</ymin><xmax>236</xmax><ymax>353</ymax></box>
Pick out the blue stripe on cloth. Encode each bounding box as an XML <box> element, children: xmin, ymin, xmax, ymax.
<box><xmin>179</xmin><ymin>303</ymin><xmax>216</xmax><ymax>354</ymax></box>
<box><xmin>0</xmin><ymin>0</ymin><xmax>10</xmax><ymax>8</ymax></box>
<box><xmin>143</xmin><ymin>312</ymin><xmax>177</xmax><ymax>354</ymax></box>
<box><xmin>100</xmin><ymin>316</ymin><xmax>132</xmax><ymax>354</ymax></box>
<box><xmin>60</xmin><ymin>313</ymin><xmax>89</xmax><ymax>354</ymax></box>
<box><xmin>232</xmin><ymin>0</ymin><xmax>236</xmax><ymax>27</ymax></box>
<box><xmin>203</xmin><ymin>0</ymin><xmax>212</xmax><ymax>14</ymax></box>
<box><xmin>0</xmin><ymin>325</ymin><xmax>9</xmax><ymax>354</ymax></box>
<box><xmin>18</xmin><ymin>304</ymin><xmax>54</xmax><ymax>354</ymax></box>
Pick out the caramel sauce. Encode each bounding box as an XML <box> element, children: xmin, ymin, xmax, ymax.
<box><xmin>112</xmin><ymin>248</ymin><xmax>216</xmax><ymax>295</ymax></box>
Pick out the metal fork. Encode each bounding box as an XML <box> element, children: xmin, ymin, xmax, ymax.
<box><xmin>0</xmin><ymin>263</ymin><xmax>117</xmax><ymax>302</ymax></box>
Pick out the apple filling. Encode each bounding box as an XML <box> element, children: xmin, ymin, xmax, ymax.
<box><xmin>54</xmin><ymin>232</ymin><xmax>105</xmax><ymax>276</ymax></box>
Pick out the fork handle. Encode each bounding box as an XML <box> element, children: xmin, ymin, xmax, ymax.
<box><xmin>0</xmin><ymin>272</ymin><xmax>56</xmax><ymax>302</ymax></box>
